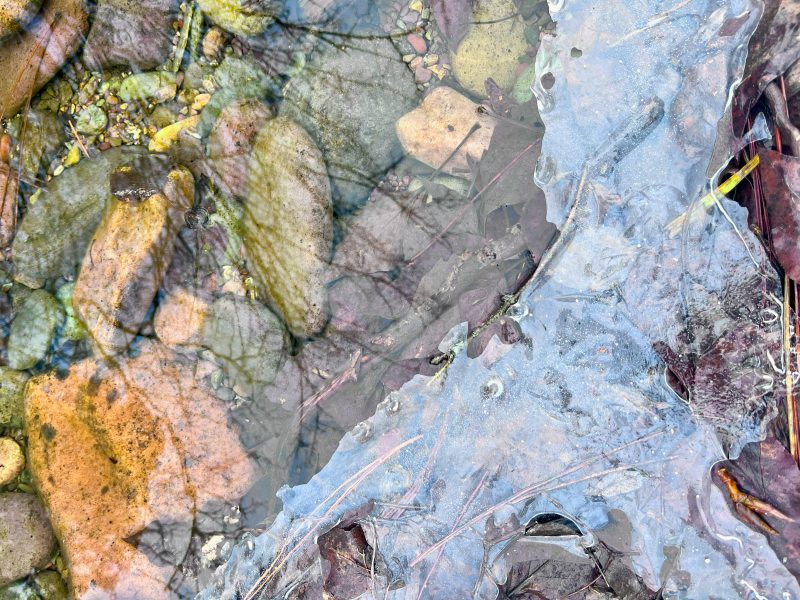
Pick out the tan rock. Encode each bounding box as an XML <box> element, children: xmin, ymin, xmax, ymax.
<box><xmin>396</xmin><ymin>86</ymin><xmax>496</xmax><ymax>177</ymax></box>
<box><xmin>0</xmin><ymin>0</ymin><xmax>88</xmax><ymax>119</ymax></box>
<box><xmin>0</xmin><ymin>437</ymin><xmax>24</xmax><ymax>485</ymax></box>
<box><xmin>25</xmin><ymin>340</ymin><xmax>256</xmax><ymax>599</ymax></box>
<box><xmin>73</xmin><ymin>160</ymin><xmax>194</xmax><ymax>357</ymax></box>
<box><xmin>0</xmin><ymin>0</ymin><xmax>42</xmax><ymax>39</ymax></box>
<box><xmin>451</xmin><ymin>0</ymin><xmax>528</xmax><ymax>96</ymax></box>
<box><xmin>243</xmin><ymin>117</ymin><xmax>332</xmax><ymax>337</ymax></box>
<box><xmin>153</xmin><ymin>287</ymin><xmax>210</xmax><ymax>347</ymax></box>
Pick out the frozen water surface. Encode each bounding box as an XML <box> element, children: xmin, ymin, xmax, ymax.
<box><xmin>201</xmin><ymin>0</ymin><xmax>800</xmax><ymax>598</ymax></box>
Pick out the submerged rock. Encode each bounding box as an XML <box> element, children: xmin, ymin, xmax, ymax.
<box><xmin>0</xmin><ymin>0</ymin><xmax>88</xmax><ymax>119</ymax></box>
<box><xmin>243</xmin><ymin>117</ymin><xmax>332</xmax><ymax>337</ymax></box>
<box><xmin>395</xmin><ymin>86</ymin><xmax>496</xmax><ymax>177</ymax></box>
<box><xmin>0</xmin><ymin>368</ymin><xmax>28</xmax><ymax>429</ymax></box>
<box><xmin>197</xmin><ymin>0</ymin><xmax>278</xmax><ymax>37</ymax></box>
<box><xmin>83</xmin><ymin>0</ymin><xmax>178</xmax><ymax>71</ymax></box>
<box><xmin>280</xmin><ymin>36</ymin><xmax>417</xmax><ymax>212</ymax></box>
<box><xmin>73</xmin><ymin>158</ymin><xmax>193</xmax><ymax>357</ymax></box>
<box><xmin>451</xmin><ymin>0</ymin><xmax>528</xmax><ymax>96</ymax></box>
<box><xmin>0</xmin><ymin>0</ymin><xmax>42</xmax><ymax>39</ymax></box>
<box><xmin>118</xmin><ymin>71</ymin><xmax>178</xmax><ymax>104</ymax></box>
<box><xmin>12</xmin><ymin>146</ymin><xmax>147</xmax><ymax>289</ymax></box>
<box><xmin>0</xmin><ymin>493</ymin><xmax>56</xmax><ymax>586</ymax></box>
<box><xmin>203</xmin><ymin>294</ymin><xmax>287</xmax><ymax>397</ymax></box>
<box><xmin>207</xmin><ymin>98</ymin><xmax>272</xmax><ymax>198</ymax></box>
<box><xmin>6</xmin><ymin>289</ymin><xmax>64</xmax><ymax>370</ymax></box>
<box><xmin>0</xmin><ymin>164</ymin><xmax>18</xmax><ymax>249</ymax></box>
<box><xmin>0</xmin><ymin>438</ymin><xmax>24</xmax><ymax>486</ymax></box>
<box><xmin>25</xmin><ymin>340</ymin><xmax>255</xmax><ymax>599</ymax></box>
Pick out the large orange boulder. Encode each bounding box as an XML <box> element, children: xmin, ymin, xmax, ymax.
<box><xmin>24</xmin><ymin>340</ymin><xmax>256</xmax><ymax>599</ymax></box>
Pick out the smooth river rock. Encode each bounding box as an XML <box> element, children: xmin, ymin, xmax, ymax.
<box><xmin>73</xmin><ymin>158</ymin><xmax>193</xmax><ymax>357</ymax></box>
<box><xmin>451</xmin><ymin>0</ymin><xmax>528</xmax><ymax>96</ymax></box>
<box><xmin>197</xmin><ymin>0</ymin><xmax>278</xmax><ymax>37</ymax></box>
<box><xmin>0</xmin><ymin>0</ymin><xmax>42</xmax><ymax>39</ymax></box>
<box><xmin>12</xmin><ymin>146</ymin><xmax>147</xmax><ymax>289</ymax></box>
<box><xmin>25</xmin><ymin>340</ymin><xmax>255</xmax><ymax>599</ymax></box>
<box><xmin>279</xmin><ymin>36</ymin><xmax>417</xmax><ymax>212</ymax></box>
<box><xmin>6</xmin><ymin>289</ymin><xmax>64</xmax><ymax>370</ymax></box>
<box><xmin>243</xmin><ymin>117</ymin><xmax>332</xmax><ymax>337</ymax></box>
<box><xmin>0</xmin><ymin>493</ymin><xmax>56</xmax><ymax>586</ymax></box>
<box><xmin>395</xmin><ymin>86</ymin><xmax>496</xmax><ymax>177</ymax></box>
<box><xmin>82</xmin><ymin>0</ymin><xmax>178</xmax><ymax>71</ymax></box>
<box><xmin>0</xmin><ymin>0</ymin><xmax>88</xmax><ymax>119</ymax></box>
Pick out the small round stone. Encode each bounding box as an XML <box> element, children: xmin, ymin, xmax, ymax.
<box><xmin>0</xmin><ymin>437</ymin><xmax>24</xmax><ymax>485</ymax></box>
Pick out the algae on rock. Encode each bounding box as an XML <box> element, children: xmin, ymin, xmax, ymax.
<box><xmin>243</xmin><ymin>117</ymin><xmax>332</xmax><ymax>337</ymax></box>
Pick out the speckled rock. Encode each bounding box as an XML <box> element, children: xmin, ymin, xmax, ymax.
<box><xmin>279</xmin><ymin>36</ymin><xmax>418</xmax><ymax>212</ymax></box>
<box><xmin>207</xmin><ymin>98</ymin><xmax>271</xmax><ymax>198</ymax></box>
<box><xmin>6</xmin><ymin>289</ymin><xmax>64</xmax><ymax>370</ymax></box>
<box><xmin>83</xmin><ymin>0</ymin><xmax>178</xmax><ymax>70</ymax></box>
<box><xmin>0</xmin><ymin>493</ymin><xmax>56</xmax><ymax>586</ymax></box>
<box><xmin>0</xmin><ymin>369</ymin><xmax>27</xmax><ymax>429</ymax></box>
<box><xmin>243</xmin><ymin>117</ymin><xmax>332</xmax><ymax>337</ymax></box>
<box><xmin>25</xmin><ymin>340</ymin><xmax>256</xmax><ymax>599</ymax></box>
<box><xmin>72</xmin><ymin>159</ymin><xmax>193</xmax><ymax>357</ymax></box>
<box><xmin>0</xmin><ymin>0</ymin><xmax>42</xmax><ymax>40</ymax></box>
<box><xmin>451</xmin><ymin>0</ymin><xmax>528</xmax><ymax>96</ymax></box>
<box><xmin>0</xmin><ymin>0</ymin><xmax>88</xmax><ymax>119</ymax></box>
<box><xmin>12</xmin><ymin>146</ymin><xmax>147</xmax><ymax>289</ymax></box>
<box><xmin>197</xmin><ymin>0</ymin><xmax>278</xmax><ymax>37</ymax></box>
<box><xmin>396</xmin><ymin>86</ymin><xmax>496</xmax><ymax>177</ymax></box>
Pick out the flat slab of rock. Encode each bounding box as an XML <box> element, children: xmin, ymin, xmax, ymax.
<box><xmin>25</xmin><ymin>340</ymin><xmax>256</xmax><ymax>599</ymax></box>
<box><xmin>243</xmin><ymin>117</ymin><xmax>332</xmax><ymax>337</ymax></box>
<box><xmin>0</xmin><ymin>493</ymin><xmax>56</xmax><ymax>586</ymax></box>
<box><xmin>396</xmin><ymin>86</ymin><xmax>496</xmax><ymax>177</ymax></box>
<box><xmin>0</xmin><ymin>0</ymin><xmax>88</xmax><ymax>119</ymax></box>
<box><xmin>279</xmin><ymin>36</ymin><xmax>417</xmax><ymax>212</ymax></box>
<box><xmin>73</xmin><ymin>159</ymin><xmax>193</xmax><ymax>357</ymax></box>
<box><xmin>83</xmin><ymin>0</ymin><xmax>178</xmax><ymax>71</ymax></box>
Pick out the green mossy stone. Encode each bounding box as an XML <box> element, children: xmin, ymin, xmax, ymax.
<box><xmin>451</xmin><ymin>0</ymin><xmax>529</xmax><ymax>96</ymax></box>
<box><xmin>197</xmin><ymin>0</ymin><xmax>278</xmax><ymax>37</ymax></box>
<box><xmin>6</xmin><ymin>290</ymin><xmax>64</xmax><ymax>370</ymax></box>
<box><xmin>0</xmin><ymin>368</ymin><xmax>28</xmax><ymax>429</ymax></box>
<box><xmin>32</xmin><ymin>571</ymin><xmax>68</xmax><ymax>600</ymax></box>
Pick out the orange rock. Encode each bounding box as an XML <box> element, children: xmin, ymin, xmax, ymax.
<box><xmin>0</xmin><ymin>0</ymin><xmax>89</xmax><ymax>119</ymax></box>
<box><xmin>24</xmin><ymin>340</ymin><xmax>256</xmax><ymax>599</ymax></box>
<box><xmin>73</xmin><ymin>163</ymin><xmax>194</xmax><ymax>357</ymax></box>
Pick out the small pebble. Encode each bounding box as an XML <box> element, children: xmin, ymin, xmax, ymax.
<box><xmin>0</xmin><ymin>437</ymin><xmax>25</xmax><ymax>485</ymax></box>
<box><xmin>407</xmin><ymin>33</ymin><xmax>426</xmax><ymax>54</ymax></box>
<box><xmin>203</xmin><ymin>26</ymin><xmax>226</xmax><ymax>61</ymax></box>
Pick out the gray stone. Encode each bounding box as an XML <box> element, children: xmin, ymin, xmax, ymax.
<box><xmin>0</xmin><ymin>493</ymin><xmax>56</xmax><ymax>586</ymax></box>
<box><xmin>204</xmin><ymin>295</ymin><xmax>287</xmax><ymax>397</ymax></box>
<box><xmin>6</xmin><ymin>289</ymin><xmax>64</xmax><ymax>370</ymax></box>
<box><xmin>82</xmin><ymin>0</ymin><xmax>179</xmax><ymax>71</ymax></box>
<box><xmin>279</xmin><ymin>36</ymin><xmax>417</xmax><ymax>213</ymax></box>
<box><xmin>12</xmin><ymin>146</ymin><xmax>147</xmax><ymax>289</ymax></box>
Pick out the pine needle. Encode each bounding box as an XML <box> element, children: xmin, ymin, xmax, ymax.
<box><xmin>666</xmin><ymin>154</ymin><xmax>760</xmax><ymax>237</ymax></box>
